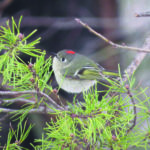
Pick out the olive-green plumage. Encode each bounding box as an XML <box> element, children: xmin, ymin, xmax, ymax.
<box><xmin>52</xmin><ymin>50</ymin><xmax>117</xmax><ymax>93</ymax></box>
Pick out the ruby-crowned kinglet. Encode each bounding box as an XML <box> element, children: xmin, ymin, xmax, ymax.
<box><xmin>52</xmin><ymin>50</ymin><xmax>117</xmax><ymax>93</ymax></box>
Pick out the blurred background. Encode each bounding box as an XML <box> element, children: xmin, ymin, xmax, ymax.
<box><xmin>1</xmin><ymin>0</ymin><xmax>150</xmax><ymax>149</ymax></box>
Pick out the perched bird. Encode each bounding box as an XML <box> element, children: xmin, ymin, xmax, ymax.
<box><xmin>52</xmin><ymin>50</ymin><xmax>117</xmax><ymax>93</ymax></box>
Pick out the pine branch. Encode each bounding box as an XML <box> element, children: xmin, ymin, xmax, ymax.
<box><xmin>0</xmin><ymin>90</ymin><xmax>65</xmax><ymax>110</ymax></box>
<box><xmin>0</xmin><ymin>106</ymin><xmax>54</xmax><ymax>114</ymax></box>
<box><xmin>125</xmin><ymin>84</ymin><xmax>137</xmax><ymax>133</ymax></box>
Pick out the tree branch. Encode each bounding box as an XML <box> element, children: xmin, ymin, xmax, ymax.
<box><xmin>75</xmin><ymin>18</ymin><xmax>150</xmax><ymax>53</ymax></box>
<box><xmin>135</xmin><ymin>11</ymin><xmax>150</xmax><ymax>17</ymax></box>
<box><xmin>122</xmin><ymin>36</ymin><xmax>150</xmax><ymax>82</ymax></box>
<box><xmin>1</xmin><ymin>98</ymin><xmax>35</xmax><ymax>104</ymax></box>
<box><xmin>125</xmin><ymin>85</ymin><xmax>137</xmax><ymax>133</ymax></box>
<box><xmin>0</xmin><ymin>90</ymin><xmax>65</xmax><ymax>110</ymax></box>
<box><xmin>0</xmin><ymin>106</ymin><xmax>55</xmax><ymax>114</ymax></box>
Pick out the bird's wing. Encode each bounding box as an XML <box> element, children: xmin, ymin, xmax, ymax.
<box><xmin>61</xmin><ymin>64</ymin><xmax>118</xmax><ymax>80</ymax></box>
<box><xmin>60</xmin><ymin>65</ymin><xmax>101</xmax><ymax>80</ymax></box>
<box><xmin>61</xmin><ymin>53</ymin><xmax>118</xmax><ymax>80</ymax></box>
<box><xmin>73</xmin><ymin>66</ymin><xmax>103</xmax><ymax>80</ymax></box>
<box><xmin>66</xmin><ymin>65</ymin><xmax>118</xmax><ymax>80</ymax></box>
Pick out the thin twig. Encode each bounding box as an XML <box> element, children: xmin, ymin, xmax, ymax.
<box><xmin>122</xmin><ymin>36</ymin><xmax>150</xmax><ymax>82</ymax></box>
<box><xmin>125</xmin><ymin>85</ymin><xmax>137</xmax><ymax>134</ymax></box>
<box><xmin>135</xmin><ymin>11</ymin><xmax>150</xmax><ymax>17</ymax></box>
<box><xmin>0</xmin><ymin>90</ymin><xmax>65</xmax><ymax>110</ymax></box>
<box><xmin>75</xmin><ymin>18</ymin><xmax>150</xmax><ymax>53</ymax></box>
<box><xmin>0</xmin><ymin>106</ymin><xmax>55</xmax><ymax>114</ymax></box>
<box><xmin>1</xmin><ymin>98</ymin><xmax>35</xmax><ymax>104</ymax></box>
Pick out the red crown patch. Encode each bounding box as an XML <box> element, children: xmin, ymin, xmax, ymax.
<box><xmin>66</xmin><ymin>50</ymin><xmax>76</xmax><ymax>54</ymax></box>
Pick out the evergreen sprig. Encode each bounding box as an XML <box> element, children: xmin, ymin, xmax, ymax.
<box><xmin>0</xmin><ymin>16</ymin><xmax>44</xmax><ymax>86</ymax></box>
<box><xmin>34</xmin><ymin>76</ymin><xmax>150</xmax><ymax>150</ymax></box>
<box><xmin>5</xmin><ymin>118</ymin><xmax>33</xmax><ymax>150</ymax></box>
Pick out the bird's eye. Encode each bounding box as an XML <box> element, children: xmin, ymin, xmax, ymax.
<box><xmin>61</xmin><ymin>57</ymin><xmax>66</xmax><ymax>62</ymax></box>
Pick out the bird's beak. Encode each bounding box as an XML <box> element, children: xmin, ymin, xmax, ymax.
<box><xmin>50</xmin><ymin>52</ymin><xmax>57</xmax><ymax>58</ymax></box>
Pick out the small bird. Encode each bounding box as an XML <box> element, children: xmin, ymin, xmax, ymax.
<box><xmin>52</xmin><ymin>50</ymin><xmax>117</xmax><ymax>93</ymax></box>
